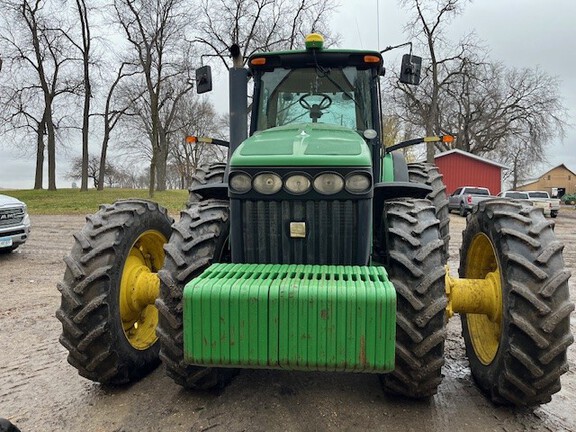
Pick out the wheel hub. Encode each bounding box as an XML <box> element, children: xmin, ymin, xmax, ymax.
<box><xmin>120</xmin><ymin>230</ymin><xmax>166</xmax><ymax>350</ymax></box>
<box><xmin>445</xmin><ymin>233</ymin><xmax>503</xmax><ymax>365</ymax></box>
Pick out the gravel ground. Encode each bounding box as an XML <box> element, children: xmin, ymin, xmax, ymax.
<box><xmin>0</xmin><ymin>208</ymin><xmax>575</xmax><ymax>432</ymax></box>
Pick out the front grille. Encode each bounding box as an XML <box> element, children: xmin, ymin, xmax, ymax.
<box><xmin>0</xmin><ymin>208</ymin><xmax>25</xmax><ymax>228</ymax></box>
<box><xmin>238</xmin><ymin>200</ymin><xmax>364</xmax><ymax>265</ymax></box>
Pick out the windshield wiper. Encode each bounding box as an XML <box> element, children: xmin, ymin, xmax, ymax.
<box><xmin>314</xmin><ymin>64</ymin><xmax>369</xmax><ymax>130</ymax></box>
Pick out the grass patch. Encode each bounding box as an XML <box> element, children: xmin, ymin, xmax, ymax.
<box><xmin>2</xmin><ymin>188</ymin><xmax>189</xmax><ymax>215</ymax></box>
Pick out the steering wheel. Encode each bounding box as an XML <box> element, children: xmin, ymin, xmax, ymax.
<box><xmin>298</xmin><ymin>93</ymin><xmax>332</xmax><ymax>122</ymax></box>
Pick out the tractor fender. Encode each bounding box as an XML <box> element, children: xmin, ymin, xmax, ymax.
<box><xmin>188</xmin><ymin>183</ymin><xmax>229</xmax><ymax>202</ymax></box>
<box><xmin>373</xmin><ymin>181</ymin><xmax>432</xmax><ymax>224</ymax></box>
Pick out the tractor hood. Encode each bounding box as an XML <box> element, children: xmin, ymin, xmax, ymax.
<box><xmin>230</xmin><ymin>123</ymin><xmax>372</xmax><ymax>167</ymax></box>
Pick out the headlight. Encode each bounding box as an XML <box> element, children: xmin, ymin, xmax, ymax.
<box><xmin>229</xmin><ymin>172</ymin><xmax>252</xmax><ymax>193</ymax></box>
<box><xmin>313</xmin><ymin>173</ymin><xmax>344</xmax><ymax>195</ymax></box>
<box><xmin>253</xmin><ymin>172</ymin><xmax>282</xmax><ymax>195</ymax></box>
<box><xmin>284</xmin><ymin>174</ymin><xmax>311</xmax><ymax>194</ymax></box>
<box><xmin>345</xmin><ymin>173</ymin><xmax>371</xmax><ymax>194</ymax></box>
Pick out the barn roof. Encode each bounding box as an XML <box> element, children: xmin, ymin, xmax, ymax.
<box><xmin>517</xmin><ymin>164</ymin><xmax>576</xmax><ymax>188</ymax></box>
<box><xmin>541</xmin><ymin>163</ymin><xmax>576</xmax><ymax>178</ymax></box>
<box><xmin>434</xmin><ymin>149</ymin><xmax>509</xmax><ymax>170</ymax></box>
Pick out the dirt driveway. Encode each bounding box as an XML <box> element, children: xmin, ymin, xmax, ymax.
<box><xmin>1</xmin><ymin>209</ymin><xmax>575</xmax><ymax>432</ymax></box>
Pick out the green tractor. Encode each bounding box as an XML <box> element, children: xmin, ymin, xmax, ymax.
<box><xmin>57</xmin><ymin>34</ymin><xmax>573</xmax><ymax>405</ymax></box>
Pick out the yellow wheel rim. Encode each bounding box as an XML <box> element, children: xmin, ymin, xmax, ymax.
<box><xmin>465</xmin><ymin>233</ymin><xmax>503</xmax><ymax>365</ymax></box>
<box><xmin>119</xmin><ymin>230</ymin><xmax>167</xmax><ymax>350</ymax></box>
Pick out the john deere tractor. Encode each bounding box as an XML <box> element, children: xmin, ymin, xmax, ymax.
<box><xmin>57</xmin><ymin>34</ymin><xmax>573</xmax><ymax>406</ymax></box>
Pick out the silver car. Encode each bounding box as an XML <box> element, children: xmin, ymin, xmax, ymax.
<box><xmin>0</xmin><ymin>194</ymin><xmax>31</xmax><ymax>253</ymax></box>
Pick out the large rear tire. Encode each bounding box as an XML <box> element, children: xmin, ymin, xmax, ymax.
<box><xmin>408</xmin><ymin>162</ymin><xmax>450</xmax><ymax>261</ymax></box>
<box><xmin>57</xmin><ymin>200</ymin><xmax>173</xmax><ymax>384</ymax></box>
<box><xmin>379</xmin><ymin>199</ymin><xmax>447</xmax><ymax>398</ymax></box>
<box><xmin>460</xmin><ymin>199</ymin><xmax>574</xmax><ymax>405</ymax></box>
<box><xmin>156</xmin><ymin>199</ymin><xmax>238</xmax><ymax>389</ymax></box>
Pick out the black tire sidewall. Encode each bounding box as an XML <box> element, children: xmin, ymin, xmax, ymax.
<box><xmin>459</xmin><ymin>201</ymin><xmax>573</xmax><ymax>405</ymax></box>
<box><xmin>104</xmin><ymin>207</ymin><xmax>173</xmax><ymax>380</ymax></box>
<box><xmin>157</xmin><ymin>200</ymin><xmax>237</xmax><ymax>389</ymax></box>
<box><xmin>58</xmin><ymin>200</ymin><xmax>173</xmax><ymax>384</ymax></box>
<box><xmin>459</xmin><ymin>210</ymin><xmax>509</xmax><ymax>396</ymax></box>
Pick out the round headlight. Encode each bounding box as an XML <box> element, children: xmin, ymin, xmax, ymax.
<box><xmin>345</xmin><ymin>173</ymin><xmax>371</xmax><ymax>194</ymax></box>
<box><xmin>284</xmin><ymin>174</ymin><xmax>311</xmax><ymax>194</ymax></box>
<box><xmin>313</xmin><ymin>173</ymin><xmax>344</xmax><ymax>195</ymax></box>
<box><xmin>229</xmin><ymin>172</ymin><xmax>252</xmax><ymax>193</ymax></box>
<box><xmin>253</xmin><ymin>173</ymin><xmax>282</xmax><ymax>195</ymax></box>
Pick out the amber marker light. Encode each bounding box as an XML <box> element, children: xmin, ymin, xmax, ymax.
<box><xmin>364</xmin><ymin>55</ymin><xmax>381</xmax><ymax>63</ymax></box>
<box><xmin>442</xmin><ymin>135</ymin><xmax>454</xmax><ymax>143</ymax></box>
<box><xmin>185</xmin><ymin>136</ymin><xmax>197</xmax><ymax>143</ymax></box>
<box><xmin>251</xmin><ymin>57</ymin><xmax>266</xmax><ymax>66</ymax></box>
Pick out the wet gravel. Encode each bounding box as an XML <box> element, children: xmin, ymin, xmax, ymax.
<box><xmin>0</xmin><ymin>208</ymin><xmax>575</xmax><ymax>432</ymax></box>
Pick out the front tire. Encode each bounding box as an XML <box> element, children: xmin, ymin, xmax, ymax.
<box><xmin>57</xmin><ymin>200</ymin><xmax>173</xmax><ymax>384</ymax></box>
<box><xmin>379</xmin><ymin>199</ymin><xmax>447</xmax><ymax>398</ymax></box>
<box><xmin>157</xmin><ymin>199</ymin><xmax>238</xmax><ymax>389</ymax></box>
<box><xmin>460</xmin><ymin>200</ymin><xmax>574</xmax><ymax>405</ymax></box>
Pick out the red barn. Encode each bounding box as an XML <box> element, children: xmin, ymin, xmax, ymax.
<box><xmin>434</xmin><ymin>149</ymin><xmax>508</xmax><ymax>195</ymax></box>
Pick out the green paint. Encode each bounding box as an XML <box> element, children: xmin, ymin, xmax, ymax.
<box><xmin>183</xmin><ymin>263</ymin><xmax>396</xmax><ymax>372</ymax></box>
<box><xmin>381</xmin><ymin>153</ymin><xmax>395</xmax><ymax>182</ymax></box>
<box><xmin>230</xmin><ymin>123</ymin><xmax>372</xmax><ymax>167</ymax></box>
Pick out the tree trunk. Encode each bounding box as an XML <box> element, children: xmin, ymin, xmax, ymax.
<box><xmin>149</xmin><ymin>156</ymin><xmax>156</xmax><ymax>198</ymax></box>
<box><xmin>98</xmin><ymin>125</ymin><xmax>110</xmax><ymax>191</ymax></box>
<box><xmin>34</xmin><ymin>123</ymin><xmax>45</xmax><ymax>190</ymax></box>
<box><xmin>78</xmin><ymin>0</ymin><xmax>91</xmax><ymax>192</ymax></box>
<box><xmin>155</xmin><ymin>156</ymin><xmax>167</xmax><ymax>191</ymax></box>
<box><xmin>45</xmin><ymin>104</ymin><xmax>57</xmax><ymax>191</ymax></box>
<box><xmin>80</xmin><ymin>80</ymin><xmax>91</xmax><ymax>191</ymax></box>
<box><xmin>155</xmin><ymin>128</ymin><xmax>168</xmax><ymax>191</ymax></box>
<box><xmin>425</xmin><ymin>111</ymin><xmax>436</xmax><ymax>164</ymax></box>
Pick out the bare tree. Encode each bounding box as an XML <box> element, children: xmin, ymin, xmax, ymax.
<box><xmin>168</xmin><ymin>96</ymin><xmax>227</xmax><ymax>188</ymax></box>
<box><xmin>442</xmin><ymin>63</ymin><xmax>566</xmax><ymax>155</ymax></box>
<box><xmin>95</xmin><ymin>62</ymin><xmax>142</xmax><ymax>190</ymax></box>
<box><xmin>394</xmin><ymin>0</ymin><xmax>566</xmax><ymax>178</ymax></box>
<box><xmin>0</xmin><ymin>79</ymin><xmax>46</xmax><ymax>182</ymax></box>
<box><xmin>194</xmin><ymin>0</ymin><xmax>339</xmax><ymax>69</ymax></box>
<box><xmin>496</xmin><ymin>138</ymin><xmax>546</xmax><ymax>190</ymax></box>
<box><xmin>113</xmin><ymin>0</ymin><xmax>191</xmax><ymax>196</ymax></box>
<box><xmin>397</xmin><ymin>0</ymin><xmax>471</xmax><ymax>162</ymax></box>
<box><xmin>66</xmin><ymin>0</ymin><xmax>93</xmax><ymax>191</ymax></box>
<box><xmin>0</xmin><ymin>0</ymin><xmax>79</xmax><ymax>190</ymax></box>
<box><xmin>66</xmin><ymin>153</ymin><xmax>116</xmax><ymax>188</ymax></box>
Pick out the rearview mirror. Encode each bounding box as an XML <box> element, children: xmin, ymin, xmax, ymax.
<box><xmin>196</xmin><ymin>65</ymin><xmax>212</xmax><ymax>94</ymax></box>
<box><xmin>399</xmin><ymin>54</ymin><xmax>422</xmax><ymax>85</ymax></box>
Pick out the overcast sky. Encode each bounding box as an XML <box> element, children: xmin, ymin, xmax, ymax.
<box><xmin>1</xmin><ymin>0</ymin><xmax>574</xmax><ymax>189</ymax></box>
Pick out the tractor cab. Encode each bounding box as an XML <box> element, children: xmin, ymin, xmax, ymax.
<box><xmin>249</xmin><ymin>34</ymin><xmax>381</xmax><ymax>135</ymax></box>
<box><xmin>230</xmin><ymin>34</ymin><xmax>387</xmax><ymax>184</ymax></box>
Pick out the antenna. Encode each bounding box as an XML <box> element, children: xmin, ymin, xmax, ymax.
<box><xmin>376</xmin><ymin>0</ymin><xmax>381</xmax><ymax>50</ymax></box>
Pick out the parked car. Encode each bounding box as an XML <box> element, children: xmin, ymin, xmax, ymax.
<box><xmin>526</xmin><ymin>191</ymin><xmax>560</xmax><ymax>218</ymax></box>
<box><xmin>0</xmin><ymin>194</ymin><xmax>31</xmax><ymax>253</ymax></box>
<box><xmin>448</xmin><ymin>186</ymin><xmax>495</xmax><ymax>216</ymax></box>
<box><xmin>498</xmin><ymin>190</ymin><xmax>551</xmax><ymax>216</ymax></box>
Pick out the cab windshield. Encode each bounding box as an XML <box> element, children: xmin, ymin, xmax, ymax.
<box><xmin>255</xmin><ymin>66</ymin><xmax>374</xmax><ymax>132</ymax></box>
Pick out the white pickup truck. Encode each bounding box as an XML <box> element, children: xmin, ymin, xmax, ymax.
<box><xmin>526</xmin><ymin>191</ymin><xmax>560</xmax><ymax>218</ymax></box>
<box><xmin>498</xmin><ymin>190</ymin><xmax>551</xmax><ymax>217</ymax></box>
<box><xmin>448</xmin><ymin>186</ymin><xmax>496</xmax><ymax>216</ymax></box>
<box><xmin>0</xmin><ymin>194</ymin><xmax>31</xmax><ymax>253</ymax></box>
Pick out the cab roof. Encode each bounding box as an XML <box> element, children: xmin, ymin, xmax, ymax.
<box><xmin>248</xmin><ymin>33</ymin><xmax>383</xmax><ymax>72</ymax></box>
